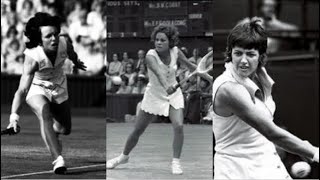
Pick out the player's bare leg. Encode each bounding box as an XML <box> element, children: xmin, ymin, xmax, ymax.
<box><xmin>51</xmin><ymin>100</ymin><xmax>72</xmax><ymax>152</ymax></box>
<box><xmin>27</xmin><ymin>95</ymin><xmax>66</xmax><ymax>174</ymax></box>
<box><xmin>169</xmin><ymin>106</ymin><xmax>184</xmax><ymax>175</ymax></box>
<box><xmin>107</xmin><ymin>109</ymin><xmax>155</xmax><ymax>169</ymax></box>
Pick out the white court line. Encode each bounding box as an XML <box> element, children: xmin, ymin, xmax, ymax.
<box><xmin>1</xmin><ymin>163</ymin><xmax>105</xmax><ymax>179</ymax></box>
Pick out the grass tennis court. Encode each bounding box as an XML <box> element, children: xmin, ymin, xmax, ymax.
<box><xmin>107</xmin><ymin>123</ymin><xmax>212</xmax><ymax>180</ymax></box>
<box><xmin>1</xmin><ymin>109</ymin><xmax>106</xmax><ymax>179</ymax></box>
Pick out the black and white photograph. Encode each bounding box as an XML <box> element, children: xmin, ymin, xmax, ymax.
<box><xmin>106</xmin><ymin>1</ymin><xmax>214</xmax><ymax>179</ymax></box>
<box><xmin>211</xmin><ymin>0</ymin><xmax>319</xmax><ymax>179</ymax></box>
<box><xmin>1</xmin><ymin>0</ymin><xmax>319</xmax><ymax>180</ymax></box>
<box><xmin>1</xmin><ymin>0</ymin><xmax>106</xmax><ymax>179</ymax></box>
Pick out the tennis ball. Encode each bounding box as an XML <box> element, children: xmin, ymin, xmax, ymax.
<box><xmin>111</xmin><ymin>76</ymin><xmax>122</xmax><ymax>85</ymax></box>
<box><xmin>290</xmin><ymin>161</ymin><xmax>311</xmax><ymax>178</ymax></box>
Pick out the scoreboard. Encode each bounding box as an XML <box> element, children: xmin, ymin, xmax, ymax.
<box><xmin>106</xmin><ymin>1</ymin><xmax>213</xmax><ymax>38</ymax></box>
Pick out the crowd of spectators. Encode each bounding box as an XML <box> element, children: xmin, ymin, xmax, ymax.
<box><xmin>1</xmin><ymin>0</ymin><xmax>106</xmax><ymax>76</ymax></box>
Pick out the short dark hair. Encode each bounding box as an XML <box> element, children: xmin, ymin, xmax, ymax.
<box><xmin>150</xmin><ymin>24</ymin><xmax>179</xmax><ymax>48</ymax></box>
<box><xmin>225</xmin><ymin>17</ymin><xmax>268</xmax><ymax>67</ymax></box>
<box><xmin>24</xmin><ymin>12</ymin><xmax>61</xmax><ymax>49</ymax></box>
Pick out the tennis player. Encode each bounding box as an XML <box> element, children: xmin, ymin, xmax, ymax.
<box><xmin>6</xmin><ymin>12</ymin><xmax>86</xmax><ymax>174</ymax></box>
<box><xmin>211</xmin><ymin>17</ymin><xmax>318</xmax><ymax>179</ymax></box>
<box><xmin>107</xmin><ymin>24</ymin><xmax>203</xmax><ymax>175</ymax></box>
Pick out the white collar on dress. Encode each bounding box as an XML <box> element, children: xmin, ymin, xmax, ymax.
<box><xmin>224</xmin><ymin>62</ymin><xmax>274</xmax><ymax>102</ymax></box>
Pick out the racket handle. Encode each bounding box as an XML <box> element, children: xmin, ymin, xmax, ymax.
<box><xmin>1</xmin><ymin>127</ymin><xmax>15</xmax><ymax>135</ymax></box>
<box><xmin>173</xmin><ymin>83</ymin><xmax>181</xmax><ymax>89</ymax></box>
<box><xmin>1</xmin><ymin>125</ymin><xmax>20</xmax><ymax>135</ymax></box>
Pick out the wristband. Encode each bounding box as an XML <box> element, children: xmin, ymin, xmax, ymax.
<box><xmin>313</xmin><ymin>148</ymin><xmax>319</xmax><ymax>163</ymax></box>
<box><xmin>10</xmin><ymin>113</ymin><xmax>20</xmax><ymax>123</ymax></box>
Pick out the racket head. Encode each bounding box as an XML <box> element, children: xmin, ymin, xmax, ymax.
<box><xmin>197</xmin><ymin>50</ymin><xmax>213</xmax><ymax>73</ymax></box>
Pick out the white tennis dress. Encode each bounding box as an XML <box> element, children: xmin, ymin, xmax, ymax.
<box><xmin>140</xmin><ymin>46</ymin><xmax>184</xmax><ymax>117</ymax></box>
<box><xmin>212</xmin><ymin>64</ymin><xmax>291</xmax><ymax>179</ymax></box>
<box><xmin>25</xmin><ymin>36</ymin><xmax>69</xmax><ymax>104</ymax></box>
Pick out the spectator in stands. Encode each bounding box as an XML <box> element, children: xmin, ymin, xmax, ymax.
<box><xmin>16</xmin><ymin>0</ymin><xmax>44</xmax><ymax>14</ymax></box>
<box><xmin>137</xmin><ymin>62</ymin><xmax>148</xmax><ymax>81</ymax></box>
<box><xmin>133</xmin><ymin>50</ymin><xmax>145</xmax><ymax>72</ymax></box>
<box><xmin>258</xmin><ymin>0</ymin><xmax>298</xmax><ymax>31</ymax></box>
<box><xmin>1</xmin><ymin>1</ymin><xmax>13</xmax><ymax>37</ymax></box>
<box><xmin>188</xmin><ymin>48</ymin><xmax>201</xmax><ymax>65</ymax></box>
<box><xmin>3</xmin><ymin>39</ymin><xmax>23</xmax><ymax>66</ymax></box>
<box><xmin>66</xmin><ymin>1</ymin><xmax>85</xmax><ymax>26</ymax></box>
<box><xmin>87</xmin><ymin>0</ymin><xmax>104</xmax><ymax>42</ymax></box>
<box><xmin>131</xmin><ymin>74</ymin><xmax>148</xmax><ymax>94</ymax></box>
<box><xmin>19</xmin><ymin>0</ymin><xmax>36</xmax><ymax>24</ymax></box>
<box><xmin>116</xmin><ymin>75</ymin><xmax>132</xmax><ymax>94</ymax></box>
<box><xmin>106</xmin><ymin>53</ymin><xmax>123</xmax><ymax>92</ymax></box>
<box><xmin>6</xmin><ymin>54</ymin><xmax>24</xmax><ymax>75</ymax></box>
<box><xmin>182</xmin><ymin>73</ymin><xmax>199</xmax><ymax>124</ymax></box>
<box><xmin>2</xmin><ymin>10</ymin><xmax>24</xmax><ymax>40</ymax></box>
<box><xmin>2</xmin><ymin>26</ymin><xmax>24</xmax><ymax>64</ymax></box>
<box><xmin>68</xmin><ymin>9</ymin><xmax>91</xmax><ymax>52</ymax></box>
<box><xmin>121</xmin><ymin>62</ymin><xmax>137</xmax><ymax>89</ymax></box>
<box><xmin>5</xmin><ymin>12</ymin><xmax>86</xmax><ymax>175</ymax></box>
<box><xmin>132</xmin><ymin>64</ymin><xmax>148</xmax><ymax>94</ymax></box>
<box><xmin>45</xmin><ymin>2</ymin><xmax>60</xmax><ymax>16</ymax></box>
<box><xmin>108</xmin><ymin>53</ymin><xmax>122</xmax><ymax>77</ymax></box>
<box><xmin>258</xmin><ymin>0</ymin><xmax>299</xmax><ymax>53</ymax></box>
<box><xmin>121</xmin><ymin>52</ymin><xmax>134</xmax><ymax>73</ymax></box>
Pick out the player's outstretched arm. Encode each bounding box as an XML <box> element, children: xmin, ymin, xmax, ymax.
<box><xmin>218</xmin><ymin>82</ymin><xmax>319</xmax><ymax>163</ymax></box>
<box><xmin>8</xmin><ymin>56</ymin><xmax>38</xmax><ymax>132</ymax></box>
<box><xmin>177</xmin><ymin>49</ymin><xmax>197</xmax><ymax>71</ymax></box>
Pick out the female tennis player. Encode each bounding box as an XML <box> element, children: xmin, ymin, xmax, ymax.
<box><xmin>6</xmin><ymin>12</ymin><xmax>86</xmax><ymax>174</ymax></box>
<box><xmin>211</xmin><ymin>17</ymin><xmax>318</xmax><ymax>179</ymax></box>
<box><xmin>106</xmin><ymin>24</ymin><xmax>207</xmax><ymax>175</ymax></box>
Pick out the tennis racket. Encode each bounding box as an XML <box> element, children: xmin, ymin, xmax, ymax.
<box><xmin>174</xmin><ymin>50</ymin><xmax>213</xmax><ymax>89</ymax></box>
<box><xmin>1</xmin><ymin>125</ymin><xmax>20</xmax><ymax>136</ymax></box>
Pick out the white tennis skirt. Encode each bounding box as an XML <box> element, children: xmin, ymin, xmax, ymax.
<box><xmin>141</xmin><ymin>86</ymin><xmax>184</xmax><ymax>117</ymax></box>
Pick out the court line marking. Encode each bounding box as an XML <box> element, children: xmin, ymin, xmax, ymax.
<box><xmin>1</xmin><ymin>163</ymin><xmax>105</xmax><ymax>179</ymax></box>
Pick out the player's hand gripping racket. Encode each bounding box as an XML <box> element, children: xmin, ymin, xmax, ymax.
<box><xmin>174</xmin><ymin>50</ymin><xmax>213</xmax><ymax>89</ymax></box>
<box><xmin>2</xmin><ymin>113</ymin><xmax>21</xmax><ymax>136</ymax></box>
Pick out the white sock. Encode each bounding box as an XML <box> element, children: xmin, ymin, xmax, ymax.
<box><xmin>119</xmin><ymin>153</ymin><xmax>129</xmax><ymax>160</ymax></box>
<box><xmin>172</xmin><ymin>158</ymin><xmax>180</xmax><ymax>163</ymax></box>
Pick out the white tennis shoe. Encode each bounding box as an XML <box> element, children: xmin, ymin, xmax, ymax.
<box><xmin>52</xmin><ymin>155</ymin><xmax>67</xmax><ymax>174</ymax></box>
<box><xmin>106</xmin><ymin>155</ymin><xmax>129</xmax><ymax>169</ymax></box>
<box><xmin>171</xmin><ymin>160</ymin><xmax>183</xmax><ymax>175</ymax></box>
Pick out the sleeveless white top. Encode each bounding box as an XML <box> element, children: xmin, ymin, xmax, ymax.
<box><xmin>24</xmin><ymin>36</ymin><xmax>68</xmax><ymax>88</ymax></box>
<box><xmin>212</xmin><ymin>65</ymin><xmax>291</xmax><ymax>179</ymax></box>
<box><xmin>140</xmin><ymin>46</ymin><xmax>184</xmax><ymax>117</ymax></box>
